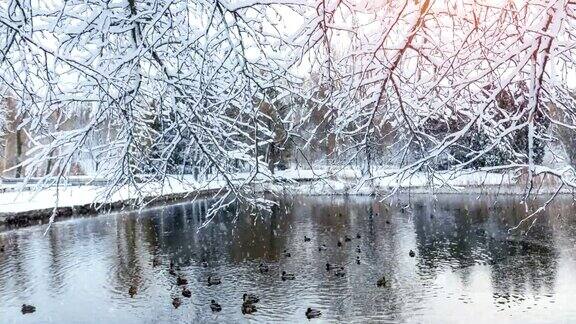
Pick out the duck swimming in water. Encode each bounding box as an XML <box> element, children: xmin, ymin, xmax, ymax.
<box><xmin>259</xmin><ymin>263</ymin><xmax>269</xmax><ymax>273</ymax></box>
<box><xmin>177</xmin><ymin>276</ymin><xmax>188</xmax><ymax>286</ymax></box>
<box><xmin>409</xmin><ymin>250</ymin><xmax>415</xmax><ymax>257</ymax></box>
<box><xmin>172</xmin><ymin>297</ymin><xmax>182</xmax><ymax>309</ymax></box>
<box><xmin>243</xmin><ymin>293</ymin><xmax>260</xmax><ymax>304</ymax></box>
<box><xmin>21</xmin><ymin>304</ymin><xmax>36</xmax><ymax>314</ymax></box>
<box><xmin>304</xmin><ymin>236</ymin><xmax>311</xmax><ymax>242</ymax></box>
<box><xmin>168</xmin><ymin>260</ymin><xmax>176</xmax><ymax>275</ymax></box>
<box><xmin>281</xmin><ymin>271</ymin><xmax>295</xmax><ymax>281</ymax></box>
<box><xmin>129</xmin><ymin>285</ymin><xmax>137</xmax><ymax>297</ymax></box>
<box><xmin>182</xmin><ymin>287</ymin><xmax>191</xmax><ymax>298</ymax></box>
<box><xmin>242</xmin><ymin>301</ymin><xmax>257</xmax><ymax>314</ymax></box>
<box><xmin>208</xmin><ymin>275</ymin><xmax>222</xmax><ymax>286</ymax></box>
<box><xmin>306</xmin><ymin>307</ymin><xmax>321</xmax><ymax>319</ymax></box>
<box><xmin>377</xmin><ymin>276</ymin><xmax>387</xmax><ymax>287</ymax></box>
<box><xmin>334</xmin><ymin>267</ymin><xmax>346</xmax><ymax>277</ymax></box>
<box><xmin>210</xmin><ymin>300</ymin><xmax>222</xmax><ymax>312</ymax></box>
<box><xmin>152</xmin><ymin>257</ymin><xmax>161</xmax><ymax>267</ymax></box>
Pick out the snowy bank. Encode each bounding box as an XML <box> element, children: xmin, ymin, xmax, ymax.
<box><xmin>0</xmin><ymin>168</ymin><xmax>572</xmax><ymax>225</ymax></box>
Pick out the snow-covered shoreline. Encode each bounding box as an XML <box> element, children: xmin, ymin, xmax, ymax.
<box><xmin>0</xmin><ymin>168</ymin><xmax>572</xmax><ymax>225</ymax></box>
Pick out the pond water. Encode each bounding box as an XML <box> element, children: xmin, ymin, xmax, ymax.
<box><xmin>1</xmin><ymin>194</ymin><xmax>576</xmax><ymax>323</ymax></box>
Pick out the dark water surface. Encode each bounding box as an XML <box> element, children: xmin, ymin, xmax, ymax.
<box><xmin>1</xmin><ymin>194</ymin><xmax>576</xmax><ymax>323</ymax></box>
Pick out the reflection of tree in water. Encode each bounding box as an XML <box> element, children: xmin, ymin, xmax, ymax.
<box><xmin>135</xmin><ymin>198</ymin><xmax>293</xmax><ymax>266</ymax></box>
<box><xmin>411</xmin><ymin>198</ymin><xmax>489</xmax><ymax>279</ymax></box>
<box><xmin>410</xmin><ymin>195</ymin><xmax>559</xmax><ymax>309</ymax></box>
<box><xmin>47</xmin><ymin>226</ymin><xmax>66</xmax><ymax>295</ymax></box>
<box><xmin>487</xmin><ymin>199</ymin><xmax>562</xmax><ymax>309</ymax></box>
<box><xmin>0</xmin><ymin>233</ymin><xmax>30</xmax><ymax>298</ymax></box>
<box><xmin>288</xmin><ymin>196</ymin><xmax>409</xmax><ymax>322</ymax></box>
<box><xmin>111</xmin><ymin>214</ymin><xmax>144</xmax><ymax>297</ymax></box>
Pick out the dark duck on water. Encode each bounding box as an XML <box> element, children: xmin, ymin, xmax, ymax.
<box><xmin>21</xmin><ymin>304</ymin><xmax>36</xmax><ymax>314</ymax></box>
<box><xmin>377</xmin><ymin>276</ymin><xmax>387</xmax><ymax>287</ymax></box>
<box><xmin>242</xmin><ymin>301</ymin><xmax>257</xmax><ymax>314</ymax></box>
<box><xmin>334</xmin><ymin>267</ymin><xmax>346</xmax><ymax>277</ymax></box>
<box><xmin>243</xmin><ymin>293</ymin><xmax>260</xmax><ymax>304</ymax></box>
<box><xmin>208</xmin><ymin>275</ymin><xmax>221</xmax><ymax>286</ymax></box>
<box><xmin>306</xmin><ymin>307</ymin><xmax>321</xmax><ymax>319</ymax></box>
<box><xmin>210</xmin><ymin>300</ymin><xmax>222</xmax><ymax>312</ymax></box>
<box><xmin>259</xmin><ymin>262</ymin><xmax>269</xmax><ymax>273</ymax></box>
<box><xmin>129</xmin><ymin>285</ymin><xmax>137</xmax><ymax>297</ymax></box>
<box><xmin>281</xmin><ymin>271</ymin><xmax>295</xmax><ymax>281</ymax></box>
<box><xmin>177</xmin><ymin>276</ymin><xmax>188</xmax><ymax>286</ymax></box>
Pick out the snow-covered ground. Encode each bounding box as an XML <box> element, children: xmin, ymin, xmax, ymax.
<box><xmin>0</xmin><ymin>167</ymin><xmax>570</xmax><ymax>218</ymax></box>
<box><xmin>0</xmin><ymin>176</ymin><xmax>227</xmax><ymax>215</ymax></box>
<box><xmin>278</xmin><ymin>167</ymin><xmax>568</xmax><ymax>195</ymax></box>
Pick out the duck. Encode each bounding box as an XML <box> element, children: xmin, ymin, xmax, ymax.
<box><xmin>356</xmin><ymin>233</ymin><xmax>361</xmax><ymax>239</ymax></box>
<box><xmin>168</xmin><ymin>260</ymin><xmax>177</xmax><ymax>276</ymax></box>
<box><xmin>281</xmin><ymin>271</ymin><xmax>295</xmax><ymax>281</ymax></box>
<box><xmin>377</xmin><ymin>276</ymin><xmax>387</xmax><ymax>287</ymax></box>
<box><xmin>151</xmin><ymin>256</ymin><xmax>161</xmax><ymax>267</ymax></box>
<box><xmin>259</xmin><ymin>263</ymin><xmax>269</xmax><ymax>273</ymax></box>
<box><xmin>304</xmin><ymin>236</ymin><xmax>311</xmax><ymax>242</ymax></box>
<box><xmin>210</xmin><ymin>300</ymin><xmax>222</xmax><ymax>312</ymax></box>
<box><xmin>283</xmin><ymin>250</ymin><xmax>291</xmax><ymax>257</ymax></box>
<box><xmin>129</xmin><ymin>285</ymin><xmax>137</xmax><ymax>297</ymax></box>
<box><xmin>356</xmin><ymin>256</ymin><xmax>360</xmax><ymax>265</ymax></box>
<box><xmin>243</xmin><ymin>293</ymin><xmax>260</xmax><ymax>304</ymax></box>
<box><xmin>242</xmin><ymin>300</ymin><xmax>257</xmax><ymax>314</ymax></box>
<box><xmin>326</xmin><ymin>263</ymin><xmax>335</xmax><ymax>271</ymax></box>
<box><xmin>201</xmin><ymin>259</ymin><xmax>208</xmax><ymax>267</ymax></box>
<box><xmin>334</xmin><ymin>267</ymin><xmax>346</xmax><ymax>277</ymax></box>
<box><xmin>306</xmin><ymin>307</ymin><xmax>321</xmax><ymax>319</ymax></box>
<box><xmin>337</xmin><ymin>240</ymin><xmax>342</xmax><ymax>247</ymax></box>
<box><xmin>182</xmin><ymin>287</ymin><xmax>191</xmax><ymax>298</ymax></box>
<box><xmin>1</xmin><ymin>245</ymin><xmax>5</xmax><ymax>252</ymax></box>
<box><xmin>21</xmin><ymin>304</ymin><xmax>36</xmax><ymax>314</ymax></box>
<box><xmin>177</xmin><ymin>276</ymin><xmax>188</xmax><ymax>286</ymax></box>
<box><xmin>344</xmin><ymin>235</ymin><xmax>352</xmax><ymax>242</ymax></box>
<box><xmin>208</xmin><ymin>275</ymin><xmax>221</xmax><ymax>286</ymax></box>
<box><xmin>318</xmin><ymin>244</ymin><xmax>327</xmax><ymax>252</ymax></box>
<box><xmin>409</xmin><ymin>250</ymin><xmax>415</xmax><ymax>257</ymax></box>
<box><xmin>172</xmin><ymin>297</ymin><xmax>182</xmax><ymax>309</ymax></box>
<box><xmin>356</xmin><ymin>245</ymin><xmax>361</xmax><ymax>253</ymax></box>
<box><xmin>385</xmin><ymin>220</ymin><xmax>390</xmax><ymax>224</ymax></box>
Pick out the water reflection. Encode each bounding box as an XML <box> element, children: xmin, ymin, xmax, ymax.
<box><xmin>1</xmin><ymin>194</ymin><xmax>576</xmax><ymax>323</ymax></box>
